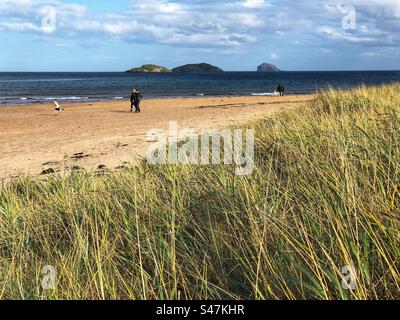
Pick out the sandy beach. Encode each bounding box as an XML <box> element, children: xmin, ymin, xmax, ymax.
<box><xmin>0</xmin><ymin>95</ymin><xmax>313</xmax><ymax>180</ymax></box>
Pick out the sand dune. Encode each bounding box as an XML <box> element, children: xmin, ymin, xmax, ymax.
<box><xmin>0</xmin><ymin>95</ymin><xmax>313</xmax><ymax>180</ymax></box>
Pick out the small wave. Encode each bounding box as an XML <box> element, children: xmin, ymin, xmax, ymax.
<box><xmin>20</xmin><ymin>97</ymin><xmax>28</xmax><ymax>100</ymax></box>
<box><xmin>251</xmin><ymin>92</ymin><xmax>279</xmax><ymax>96</ymax></box>
<box><xmin>45</xmin><ymin>96</ymin><xmax>89</xmax><ymax>100</ymax></box>
<box><xmin>114</xmin><ymin>97</ymin><xmax>124</xmax><ymax>100</ymax></box>
<box><xmin>0</xmin><ymin>78</ymin><xmax>85</xmax><ymax>83</ymax></box>
<box><xmin>197</xmin><ymin>93</ymin><xmax>205</xmax><ymax>96</ymax></box>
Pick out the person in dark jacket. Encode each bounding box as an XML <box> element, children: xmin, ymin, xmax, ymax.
<box><xmin>130</xmin><ymin>89</ymin><xmax>136</xmax><ymax>112</ymax></box>
<box><xmin>276</xmin><ymin>84</ymin><xmax>285</xmax><ymax>96</ymax></box>
<box><xmin>133</xmin><ymin>88</ymin><xmax>142</xmax><ymax>113</ymax></box>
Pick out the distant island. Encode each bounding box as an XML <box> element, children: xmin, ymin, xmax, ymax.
<box><xmin>257</xmin><ymin>63</ymin><xmax>281</xmax><ymax>72</ymax></box>
<box><xmin>126</xmin><ymin>64</ymin><xmax>171</xmax><ymax>73</ymax></box>
<box><xmin>172</xmin><ymin>63</ymin><xmax>223</xmax><ymax>73</ymax></box>
<box><xmin>126</xmin><ymin>63</ymin><xmax>281</xmax><ymax>73</ymax></box>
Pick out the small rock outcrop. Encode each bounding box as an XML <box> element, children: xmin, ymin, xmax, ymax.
<box><xmin>172</xmin><ymin>63</ymin><xmax>223</xmax><ymax>73</ymax></box>
<box><xmin>126</xmin><ymin>64</ymin><xmax>171</xmax><ymax>73</ymax></box>
<box><xmin>257</xmin><ymin>63</ymin><xmax>281</xmax><ymax>72</ymax></box>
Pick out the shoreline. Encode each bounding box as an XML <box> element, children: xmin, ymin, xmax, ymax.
<box><xmin>0</xmin><ymin>92</ymin><xmax>313</xmax><ymax>107</ymax></box>
<box><xmin>0</xmin><ymin>94</ymin><xmax>313</xmax><ymax>181</ymax></box>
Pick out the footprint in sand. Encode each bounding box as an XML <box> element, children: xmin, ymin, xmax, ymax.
<box><xmin>115</xmin><ymin>143</ymin><xmax>129</xmax><ymax>148</ymax></box>
<box><xmin>96</xmin><ymin>165</ymin><xmax>110</xmax><ymax>176</ymax></box>
<box><xmin>40</xmin><ymin>168</ymin><xmax>56</xmax><ymax>175</ymax></box>
<box><xmin>42</xmin><ymin>161</ymin><xmax>59</xmax><ymax>166</ymax></box>
<box><xmin>69</xmin><ymin>166</ymin><xmax>85</xmax><ymax>172</ymax></box>
<box><xmin>71</xmin><ymin>152</ymin><xmax>90</xmax><ymax>160</ymax></box>
<box><xmin>115</xmin><ymin>163</ymin><xmax>131</xmax><ymax>171</ymax></box>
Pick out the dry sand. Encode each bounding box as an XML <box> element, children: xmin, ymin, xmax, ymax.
<box><xmin>0</xmin><ymin>95</ymin><xmax>313</xmax><ymax>180</ymax></box>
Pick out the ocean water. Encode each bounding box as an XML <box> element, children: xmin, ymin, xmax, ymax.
<box><xmin>0</xmin><ymin>71</ymin><xmax>399</xmax><ymax>105</ymax></box>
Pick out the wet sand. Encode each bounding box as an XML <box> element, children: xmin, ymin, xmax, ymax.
<box><xmin>0</xmin><ymin>95</ymin><xmax>313</xmax><ymax>180</ymax></box>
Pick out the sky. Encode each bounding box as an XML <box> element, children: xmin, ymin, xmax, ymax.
<box><xmin>0</xmin><ymin>0</ymin><xmax>399</xmax><ymax>71</ymax></box>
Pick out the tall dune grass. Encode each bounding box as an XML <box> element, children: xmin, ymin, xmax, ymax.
<box><xmin>1</xmin><ymin>84</ymin><xmax>399</xmax><ymax>300</ymax></box>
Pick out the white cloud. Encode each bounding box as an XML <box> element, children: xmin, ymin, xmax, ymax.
<box><xmin>270</xmin><ymin>53</ymin><xmax>279</xmax><ymax>59</ymax></box>
<box><xmin>0</xmin><ymin>0</ymin><xmax>87</xmax><ymax>34</ymax></box>
<box><xmin>0</xmin><ymin>0</ymin><xmax>399</xmax><ymax>52</ymax></box>
<box><xmin>242</xmin><ymin>0</ymin><xmax>266</xmax><ymax>9</ymax></box>
<box><xmin>318</xmin><ymin>26</ymin><xmax>374</xmax><ymax>43</ymax></box>
<box><xmin>136</xmin><ymin>1</ymin><xmax>185</xmax><ymax>14</ymax></box>
<box><xmin>0</xmin><ymin>21</ymin><xmax>41</xmax><ymax>32</ymax></box>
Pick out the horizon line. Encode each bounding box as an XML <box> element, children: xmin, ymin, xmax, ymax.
<box><xmin>1</xmin><ymin>69</ymin><xmax>400</xmax><ymax>73</ymax></box>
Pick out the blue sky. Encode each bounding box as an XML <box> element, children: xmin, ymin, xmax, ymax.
<box><xmin>0</xmin><ymin>0</ymin><xmax>399</xmax><ymax>71</ymax></box>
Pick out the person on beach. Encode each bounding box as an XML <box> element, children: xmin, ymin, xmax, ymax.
<box><xmin>130</xmin><ymin>89</ymin><xmax>136</xmax><ymax>112</ymax></box>
<box><xmin>54</xmin><ymin>100</ymin><xmax>64</xmax><ymax>115</ymax></box>
<box><xmin>133</xmin><ymin>88</ymin><xmax>142</xmax><ymax>113</ymax></box>
<box><xmin>276</xmin><ymin>84</ymin><xmax>285</xmax><ymax>96</ymax></box>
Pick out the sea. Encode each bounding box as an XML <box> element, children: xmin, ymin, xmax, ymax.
<box><xmin>0</xmin><ymin>71</ymin><xmax>399</xmax><ymax>106</ymax></box>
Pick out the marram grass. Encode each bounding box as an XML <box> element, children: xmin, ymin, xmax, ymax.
<box><xmin>1</xmin><ymin>84</ymin><xmax>400</xmax><ymax>300</ymax></box>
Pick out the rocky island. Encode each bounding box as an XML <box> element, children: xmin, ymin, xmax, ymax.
<box><xmin>257</xmin><ymin>63</ymin><xmax>281</xmax><ymax>72</ymax></box>
<box><xmin>126</xmin><ymin>64</ymin><xmax>171</xmax><ymax>73</ymax></box>
<box><xmin>172</xmin><ymin>63</ymin><xmax>223</xmax><ymax>73</ymax></box>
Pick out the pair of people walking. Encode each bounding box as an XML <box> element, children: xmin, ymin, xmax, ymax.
<box><xmin>276</xmin><ymin>84</ymin><xmax>285</xmax><ymax>96</ymax></box>
<box><xmin>130</xmin><ymin>88</ymin><xmax>142</xmax><ymax>113</ymax></box>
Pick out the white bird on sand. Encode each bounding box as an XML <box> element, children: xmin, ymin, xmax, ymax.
<box><xmin>54</xmin><ymin>100</ymin><xmax>64</xmax><ymax>115</ymax></box>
